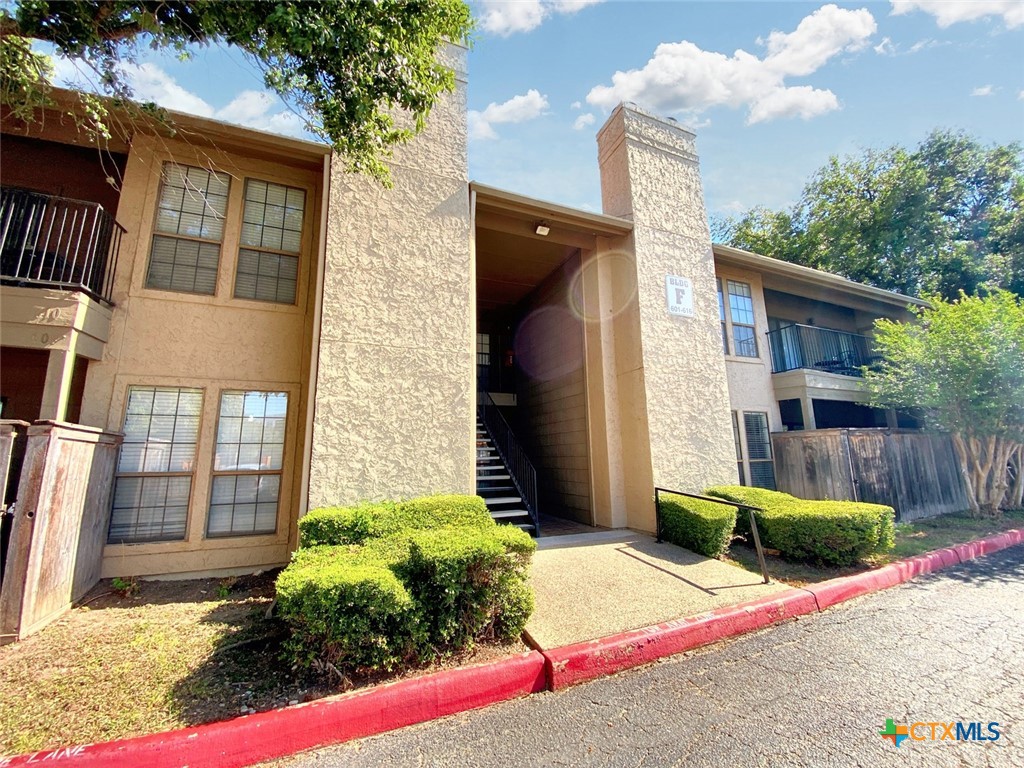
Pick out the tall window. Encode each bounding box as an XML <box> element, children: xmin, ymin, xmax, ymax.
<box><xmin>743</xmin><ymin>412</ymin><xmax>777</xmax><ymax>489</ymax></box>
<box><xmin>109</xmin><ymin>386</ymin><xmax>203</xmax><ymax>543</ymax></box>
<box><xmin>727</xmin><ymin>280</ymin><xmax>758</xmax><ymax>358</ymax></box>
<box><xmin>208</xmin><ymin>391</ymin><xmax>288</xmax><ymax>536</ymax></box>
<box><xmin>732</xmin><ymin>411</ymin><xmax>745</xmax><ymax>484</ymax></box>
<box><xmin>234</xmin><ymin>180</ymin><xmax>305</xmax><ymax>304</ymax></box>
<box><xmin>718</xmin><ymin>280</ymin><xmax>729</xmax><ymax>355</ymax></box>
<box><xmin>146</xmin><ymin>164</ymin><xmax>229</xmax><ymax>295</ymax></box>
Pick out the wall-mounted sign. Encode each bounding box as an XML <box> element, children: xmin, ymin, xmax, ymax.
<box><xmin>665</xmin><ymin>275</ymin><xmax>694</xmax><ymax>317</ymax></box>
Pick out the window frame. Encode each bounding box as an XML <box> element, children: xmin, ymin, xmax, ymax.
<box><xmin>108</xmin><ymin>385</ymin><xmax>205</xmax><ymax>544</ymax></box>
<box><xmin>144</xmin><ymin>162</ymin><xmax>230</xmax><ymax>297</ymax></box>
<box><xmin>232</xmin><ymin>178</ymin><xmax>307</xmax><ymax>306</ymax></box>
<box><xmin>725</xmin><ymin>279</ymin><xmax>759</xmax><ymax>359</ymax></box>
<box><xmin>206</xmin><ymin>389</ymin><xmax>290</xmax><ymax>538</ymax></box>
<box><xmin>738</xmin><ymin>410</ymin><xmax>777</xmax><ymax>490</ymax></box>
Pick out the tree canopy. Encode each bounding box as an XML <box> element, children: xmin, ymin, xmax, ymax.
<box><xmin>716</xmin><ymin>131</ymin><xmax>1024</xmax><ymax>299</ymax></box>
<box><xmin>0</xmin><ymin>0</ymin><xmax>473</xmax><ymax>184</ymax></box>
<box><xmin>865</xmin><ymin>291</ymin><xmax>1024</xmax><ymax>514</ymax></box>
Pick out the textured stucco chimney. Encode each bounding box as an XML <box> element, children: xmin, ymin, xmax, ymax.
<box><xmin>596</xmin><ymin>103</ymin><xmax>736</xmax><ymax>493</ymax></box>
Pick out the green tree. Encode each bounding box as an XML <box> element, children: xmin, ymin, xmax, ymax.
<box><xmin>865</xmin><ymin>291</ymin><xmax>1024</xmax><ymax>515</ymax></box>
<box><xmin>716</xmin><ymin>131</ymin><xmax>1024</xmax><ymax>299</ymax></box>
<box><xmin>0</xmin><ymin>0</ymin><xmax>472</xmax><ymax>184</ymax></box>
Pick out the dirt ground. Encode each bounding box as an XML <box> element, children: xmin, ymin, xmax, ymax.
<box><xmin>0</xmin><ymin>572</ymin><xmax>526</xmax><ymax>756</ymax></box>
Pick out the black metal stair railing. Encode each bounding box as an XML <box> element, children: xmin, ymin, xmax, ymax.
<box><xmin>479</xmin><ymin>392</ymin><xmax>539</xmax><ymax>534</ymax></box>
<box><xmin>1</xmin><ymin>187</ymin><xmax>125</xmax><ymax>305</ymax></box>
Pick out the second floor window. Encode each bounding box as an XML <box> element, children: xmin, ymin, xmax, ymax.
<box><xmin>146</xmin><ymin>164</ymin><xmax>229</xmax><ymax>295</ymax></box>
<box><xmin>726</xmin><ymin>280</ymin><xmax>758</xmax><ymax>358</ymax></box>
<box><xmin>235</xmin><ymin>180</ymin><xmax>305</xmax><ymax>305</ymax></box>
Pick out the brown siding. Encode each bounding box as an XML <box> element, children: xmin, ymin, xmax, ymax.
<box><xmin>0</xmin><ymin>135</ymin><xmax>127</xmax><ymax>212</ymax></box>
<box><xmin>515</xmin><ymin>253</ymin><xmax>591</xmax><ymax>523</ymax></box>
<box><xmin>0</xmin><ymin>347</ymin><xmax>48</xmax><ymax>422</ymax></box>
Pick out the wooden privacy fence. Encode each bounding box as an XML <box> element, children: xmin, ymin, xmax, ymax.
<box><xmin>0</xmin><ymin>421</ymin><xmax>122</xmax><ymax>644</ymax></box>
<box><xmin>772</xmin><ymin>428</ymin><xmax>970</xmax><ymax>521</ymax></box>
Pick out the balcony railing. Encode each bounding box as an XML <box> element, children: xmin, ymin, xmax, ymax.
<box><xmin>1</xmin><ymin>187</ymin><xmax>125</xmax><ymax>305</ymax></box>
<box><xmin>767</xmin><ymin>323</ymin><xmax>876</xmax><ymax>377</ymax></box>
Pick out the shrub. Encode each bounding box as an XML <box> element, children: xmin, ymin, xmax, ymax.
<box><xmin>299</xmin><ymin>494</ymin><xmax>494</xmax><ymax>547</ymax></box>
<box><xmin>278</xmin><ymin>495</ymin><xmax>536</xmax><ymax>672</ymax></box>
<box><xmin>658</xmin><ymin>493</ymin><xmax>737</xmax><ymax>557</ymax></box>
<box><xmin>706</xmin><ymin>485</ymin><xmax>895</xmax><ymax>566</ymax></box>
<box><xmin>275</xmin><ymin>546</ymin><xmax>423</xmax><ymax>671</ymax></box>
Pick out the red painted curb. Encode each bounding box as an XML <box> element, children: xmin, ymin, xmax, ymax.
<box><xmin>0</xmin><ymin>651</ymin><xmax>547</xmax><ymax>768</ymax></box>
<box><xmin>806</xmin><ymin>547</ymin><xmax>961</xmax><ymax>611</ymax></box>
<box><xmin>542</xmin><ymin>588</ymin><xmax>817</xmax><ymax>690</ymax></box>
<box><xmin>952</xmin><ymin>529</ymin><xmax>1022</xmax><ymax>562</ymax></box>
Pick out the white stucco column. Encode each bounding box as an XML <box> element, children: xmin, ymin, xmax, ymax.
<box><xmin>596</xmin><ymin>104</ymin><xmax>736</xmax><ymax>518</ymax></box>
<box><xmin>39</xmin><ymin>340</ymin><xmax>78</xmax><ymax>422</ymax></box>
<box><xmin>308</xmin><ymin>45</ymin><xmax>474</xmax><ymax>509</ymax></box>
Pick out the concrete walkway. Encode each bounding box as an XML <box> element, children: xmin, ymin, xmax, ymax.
<box><xmin>525</xmin><ymin>530</ymin><xmax>790</xmax><ymax>648</ymax></box>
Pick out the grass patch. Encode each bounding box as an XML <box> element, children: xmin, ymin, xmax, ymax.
<box><xmin>725</xmin><ymin>509</ymin><xmax>1024</xmax><ymax>586</ymax></box>
<box><xmin>0</xmin><ymin>573</ymin><xmax>526</xmax><ymax>756</ymax></box>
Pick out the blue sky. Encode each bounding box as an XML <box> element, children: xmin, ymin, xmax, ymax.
<box><xmin>45</xmin><ymin>1</ymin><xmax>1024</xmax><ymax>221</ymax></box>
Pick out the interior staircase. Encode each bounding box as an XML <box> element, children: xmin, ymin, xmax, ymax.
<box><xmin>476</xmin><ymin>418</ymin><xmax>536</xmax><ymax>535</ymax></box>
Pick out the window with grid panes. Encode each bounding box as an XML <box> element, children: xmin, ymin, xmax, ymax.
<box><xmin>109</xmin><ymin>386</ymin><xmax>203</xmax><ymax>543</ymax></box>
<box><xmin>743</xmin><ymin>412</ymin><xmax>777</xmax><ymax>489</ymax></box>
<box><xmin>718</xmin><ymin>279</ymin><xmax>729</xmax><ymax>354</ymax></box>
<box><xmin>732</xmin><ymin>411</ymin><xmax>745</xmax><ymax>484</ymax></box>
<box><xmin>727</xmin><ymin>280</ymin><xmax>758</xmax><ymax>357</ymax></box>
<box><xmin>208</xmin><ymin>391</ymin><xmax>288</xmax><ymax>536</ymax></box>
<box><xmin>146</xmin><ymin>164</ymin><xmax>229</xmax><ymax>295</ymax></box>
<box><xmin>234</xmin><ymin>180</ymin><xmax>305</xmax><ymax>304</ymax></box>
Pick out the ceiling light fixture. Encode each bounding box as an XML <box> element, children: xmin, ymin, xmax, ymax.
<box><xmin>534</xmin><ymin>221</ymin><xmax>550</xmax><ymax>236</ymax></box>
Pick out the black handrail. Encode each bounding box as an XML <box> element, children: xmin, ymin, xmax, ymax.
<box><xmin>766</xmin><ymin>323</ymin><xmax>875</xmax><ymax>376</ymax></box>
<box><xmin>479</xmin><ymin>392</ymin><xmax>539</xmax><ymax>535</ymax></box>
<box><xmin>1</xmin><ymin>187</ymin><xmax>125</xmax><ymax>305</ymax></box>
<box><xmin>654</xmin><ymin>487</ymin><xmax>770</xmax><ymax>584</ymax></box>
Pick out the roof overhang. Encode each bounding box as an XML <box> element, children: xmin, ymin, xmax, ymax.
<box><xmin>713</xmin><ymin>243</ymin><xmax>927</xmax><ymax>315</ymax></box>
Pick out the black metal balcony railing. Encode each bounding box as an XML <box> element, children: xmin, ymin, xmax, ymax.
<box><xmin>1</xmin><ymin>187</ymin><xmax>125</xmax><ymax>305</ymax></box>
<box><xmin>766</xmin><ymin>323</ymin><xmax>875</xmax><ymax>377</ymax></box>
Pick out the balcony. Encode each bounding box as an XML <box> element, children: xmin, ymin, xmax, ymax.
<box><xmin>767</xmin><ymin>323</ymin><xmax>875</xmax><ymax>377</ymax></box>
<box><xmin>1</xmin><ymin>187</ymin><xmax>125</xmax><ymax>305</ymax></box>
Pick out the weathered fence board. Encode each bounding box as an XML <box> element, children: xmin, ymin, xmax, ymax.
<box><xmin>0</xmin><ymin>421</ymin><xmax>122</xmax><ymax>644</ymax></box>
<box><xmin>773</xmin><ymin>428</ymin><xmax>970</xmax><ymax>521</ymax></box>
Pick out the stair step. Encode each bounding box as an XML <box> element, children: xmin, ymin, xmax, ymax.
<box><xmin>484</xmin><ymin>496</ymin><xmax>522</xmax><ymax>506</ymax></box>
<box><xmin>476</xmin><ymin>460</ymin><xmax>504</xmax><ymax>466</ymax></box>
<box><xmin>478</xmin><ymin>473</ymin><xmax>511</xmax><ymax>480</ymax></box>
<box><xmin>514</xmin><ymin>523</ymin><xmax>536</xmax><ymax>532</ymax></box>
<box><xmin>479</xmin><ymin>487</ymin><xmax>515</xmax><ymax>495</ymax></box>
<box><xmin>489</xmin><ymin>509</ymin><xmax>531</xmax><ymax>519</ymax></box>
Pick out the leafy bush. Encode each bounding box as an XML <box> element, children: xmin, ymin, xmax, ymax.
<box><xmin>658</xmin><ymin>493</ymin><xmax>737</xmax><ymax>557</ymax></box>
<box><xmin>299</xmin><ymin>494</ymin><xmax>494</xmax><ymax>546</ymax></box>
<box><xmin>706</xmin><ymin>485</ymin><xmax>895</xmax><ymax>566</ymax></box>
<box><xmin>276</xmin><ymin>546</ymin><xmax>422</xmax><ymax>671</ymax></box>
<box><xmin>278</xmin><ymin>495</ymin><xmax>536</xmax><ymax>672</ymax></box>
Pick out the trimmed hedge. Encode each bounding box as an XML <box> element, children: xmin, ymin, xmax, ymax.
<box><xmin>298</xmin><ymin>494</ymin><xmax>494</xmax><ymax>547</ymax></box>
<box><xmin>706</xmin><ymin>485</ymin><xmax>895</xmax><ymax>566</ymax></box>
<box><xmin>277</xmin><ymin>495</ymin><xmax>536</xmax><ymax>672</ymax></box>
<box><xmin>658</xmin><ymin>493</ymin><xmax>737</xmax><ymax>557</ymax></box>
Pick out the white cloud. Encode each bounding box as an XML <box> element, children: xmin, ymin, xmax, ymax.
<box><xmin>971</xmin><ymin>85</ymin><xmax>996</xmax><ymax>97</ymax></box>
<box><xmin>891</xmin><ymin>1</ymin><xmax>1024</xmax><ymax>29</ymax></box>
<box><xmin>1019</xmin><ymin>90</ymin><xmax>1024</xmax><ymax>100</ymax></box>
<box><xmin>874</xmin><ymin>37</ymin><xmax>896</xmax><ymax>55</ymax></box>
<box><xmin>573</xmin><ymin>113</ymin><xmax>596</xmax><ymax>130</ymax></box>
<box><xmin>468</xmin><ymin>89</ymin><xmax>549</xmax><ymax>140</ymax></box>
<box><xmin>477</xmin><ymin>0</ymin><xmax>602</xmax><ymax>36</ymax></box>
<box><xmin>123</xmin><ymin>62</ymin><xmax>216</xmax><ymax>117</ymax></box>
<box><xmin>571</xmin><ymin>100</ymin><xmax>582</xmax><ymax>110</ymax></box>
<box><xmin>586</xmin><ymin>4</ymin><xmax>875</xmax><ymax>124</ymax></box>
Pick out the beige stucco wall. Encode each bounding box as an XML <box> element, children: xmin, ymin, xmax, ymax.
<box><xmin>515</xmin><ymin>252</ymin><xmax>591</xmax><ymax>523</ymax></box>
<box><xmin>596</xmin><ymin>105</ymin><xmax>735</xmax><ymax>528</ymax></box>
<box><xmin>75</xmin><ymin>133</ymin><xmax>323</xmax><ymax>578</ymax></box>
<box><xmin>308</xmin><ymin>45</ymin><xmax>474</xmax><ymax>509</ymax></box>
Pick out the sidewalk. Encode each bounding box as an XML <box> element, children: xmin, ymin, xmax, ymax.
<box><xmin>527</xmin><ymin>530</ymin><xmax>788</xmax><ymax>648</ymax></box>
